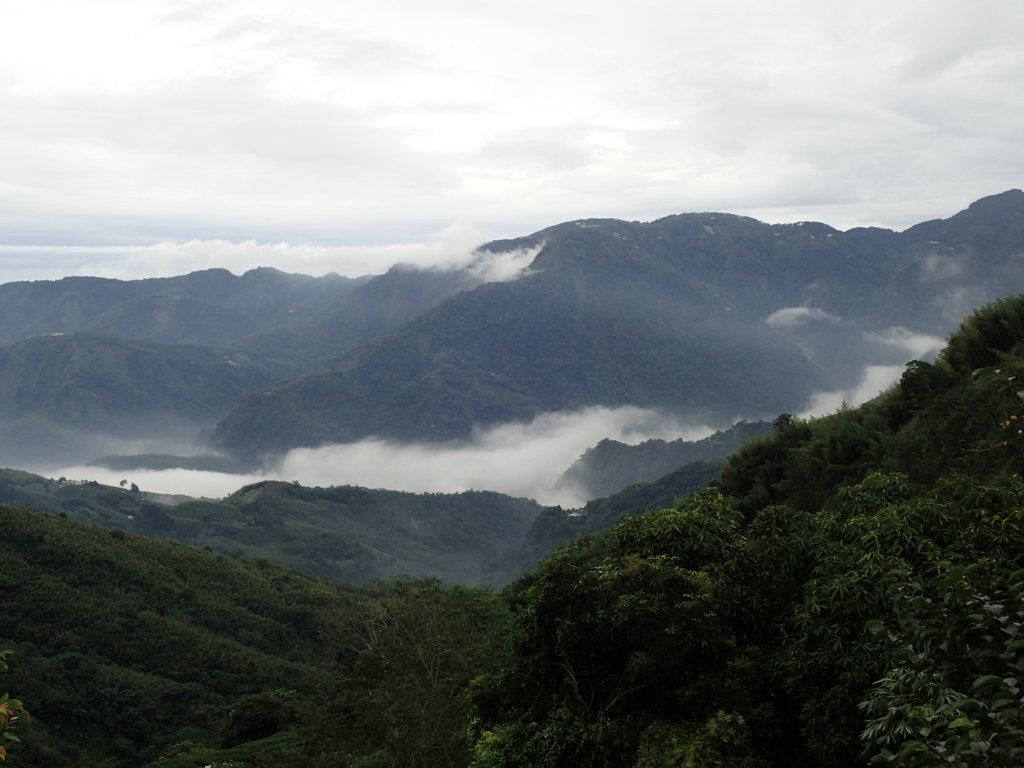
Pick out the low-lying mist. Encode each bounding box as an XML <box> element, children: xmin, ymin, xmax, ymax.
<box><xmin>44</xmin><ymin>406</ymin><xmax>716</xmax><ymax>508</ymax></box>
<box><xmin>799</xmin><ymin>327</ymin><xmax>945</xmax><ymax>417</ymax></box>
<box><xmin>38</xmin><ymin>326</ymin><xmax>947</xmax><ymax>505</ymax></box>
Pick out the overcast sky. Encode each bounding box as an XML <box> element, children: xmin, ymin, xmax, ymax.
<box><xmin>2</xmin><ymin>0</ymin><xmax>1022</xmax><ymax>283</ymax></box>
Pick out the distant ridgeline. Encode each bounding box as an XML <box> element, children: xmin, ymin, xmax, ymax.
<box><xmin>3</xmin><ymin>294</ymin><xmax>1024</xmax><ymax>766</ymax></box>
<box><xmin>0</xmin><ymin>471</ymin><xmax>542</xmax><ymax>586</ymax></box>
<box><xmin>0</xmin><ymin>191</ymin><xmax>1023</xmax><ymax>465</ymax></box>
<box><xmin>210</xmin><ymin>189</ymin><xmax>1024</xmax><ymax>459</ymax></box>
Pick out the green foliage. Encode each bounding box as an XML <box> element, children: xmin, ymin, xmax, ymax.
<box><xmin>634</xmin><ymin>713</ymin><xmax>768</xmax><ymax>768</ymax></box>
<box><xmin>860</xmin><ymin>565</ymin><xmax>1024</xmax><ymax>767</ymax></box>
<box><xmin>0</xmin><ymin>651</ymin><xmax>28</xmax><ymax>763</ymax></box>
<box><xmin>476</xmin><ymin>466</ymin><xmax>1024</xmax><ymax>768</ymax></box>
<box><xmin>312</xmin><ymin>581</ymin><xmax>512</xmax><ymax>768</ymax></box>
<box><xmin>0</xmin><ymin>504</ymin><xmax>364</xmax><ymax>767</ymax></box>
<box><xmin>942</xmin><ymin>295</ymin><xmax>1024</xmax><ymax>374</ymax></box>
<box><xmin>472</xmin><ymin>489</ymin><xmax>769</xmax><ymax>768</ymax></box>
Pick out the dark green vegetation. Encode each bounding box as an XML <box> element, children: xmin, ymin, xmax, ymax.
<box><xmin>1</xmin><ymin>650</ymin><xmax>28</xmax><ymax>762</ymax></box>
<box><xmin>0</xmin><ymin>505</ymin><xmax>512</xmax><ymax>767</ymax></box>
<box><xmin>0</xmin><ymin>472</ymin><xmax>542</xmax><ymax>586</ymax></box>
<box><xmin>471</xmin><ymin>294</ymin><xmax>1024</xmax><ymax>767</ymax></box>
<box><xmin>212</xmin><ymin>190</ymin><xmax>1024</xmax><ymax>459</ymax></box>
<box><xmin>5</xmin><ymin>295</ymin><xmax>1024</xmax><ymax>767</ymax></box>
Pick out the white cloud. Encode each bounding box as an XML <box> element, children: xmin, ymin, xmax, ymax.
<box><xmin>867</xmin><ymin>326</ymin><xmax>945</xmax><ymax>358</ymax></box>
<box><xmin>765</xmin><ymin>306</ymin><xmax>840</xmax><ymax>328</ymax></box>
<box><xmin>0</xmin><ymin>0</ymin><xmax>1021</xmax><ymax>268</ymax></box>
<box><xmin>800</xmin><ymin>364</ymin><xmax>906</xmax><ymax>418</ymax></box>
<box><xmin>799</xmin><ymin>325</ymin><xmax>946</xmax><ymax>417</ymax></box>
<box><xmin>271</xmin><ymin>406</ymin><xmax>713</xmax><ymax>507</ymax></box>
<box><xmin>45</xmin><ymin>406</ymin><xmax>715</xmax><ymax>507</ymax></box>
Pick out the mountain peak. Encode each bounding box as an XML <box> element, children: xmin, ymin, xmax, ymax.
<box><xmin>958</xmin><ymin>189</ymin><xmax>1024</xmax><ymax>223</ymax></box>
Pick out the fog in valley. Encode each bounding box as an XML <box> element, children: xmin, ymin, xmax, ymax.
<box><xmin>44</xmin><ymin>405</ymin><xmax>716</xmax><ymax>508</ymax></box>
<box><xmin>34</xmin><ymin>324</ymin><xmax>948</xmax><ymax>507</ymax></box>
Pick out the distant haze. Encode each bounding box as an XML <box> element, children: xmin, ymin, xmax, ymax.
<box><xmin>47</xmin><ymin>406</ymin><xmax>716</xmax><ymax>507</ymax></box>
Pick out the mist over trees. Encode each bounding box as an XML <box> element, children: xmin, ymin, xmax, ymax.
<box><xmin>5</xmin><ymin>194</ymin><xmax>1024</xmax><ymax>766</ymax></box>
<box><xmin>1</xmin><ymin>191</ymin><xmax>1024</xmax><ymax>472</ymax></box>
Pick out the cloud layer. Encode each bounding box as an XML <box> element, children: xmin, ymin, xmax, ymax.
<box><xmin>47</xmin><ymin>406</ymin><xmax>714</xmax><ymax>507</ymax></box>
<box><xmin>1</xmin><ymin>1</ymin><xmax>1022</xmax><ymax>283</ymax></box>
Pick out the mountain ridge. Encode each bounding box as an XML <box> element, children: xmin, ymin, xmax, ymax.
<box><xmin>211</xmin><ymin>191</ymin><xmax>1024</xmax><ymax>461</ymax></box>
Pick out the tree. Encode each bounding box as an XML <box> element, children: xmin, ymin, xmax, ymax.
<box><xmin>470</xmin><ymin>489</ymin><xmax>766</xmax><ymax>768</ymax></box>
<box><xmin>313</xmin><ymin>581</ymin><xmax>512</xmax><ymax>768</ymax></box>
<box><xmin>859</xmin><ymin>565</ymin><xmax>1024</xmax><ymax>767</ymax></box>
<box><xmin>0</xmin><ymin>651</ymin><xmax>27</xmax><ymax>762</ymax></box>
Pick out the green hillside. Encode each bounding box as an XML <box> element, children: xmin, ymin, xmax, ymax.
<box><xmin>0</xmin><ymin>506</ymin><xmax>513</xmax><ymax>768</ymax></box>
<box><xmin>558</xmin><ymin>420</ymin><xmax>773</xmax><ymax>499</ymax></box>
<box><xmin>0</xmin><ymin>505</ymin><xmax>360</xmax><ymax>766</ymax></box>
<box><xmin>472</xmin><ymin>294</ymin><xmax>1024</xmax><ymax>768</ymax></box>
<box><xmin>0</xmin><ymin>471</ymin><xmax>542</xmax><ymax>586</ymax></box>
<box><xmin>6</xmin><ymin>294</ymin><xmax>1024</xmax><ymax>767</ymax></box>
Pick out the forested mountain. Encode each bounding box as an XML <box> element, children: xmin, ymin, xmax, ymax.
<box><xmin>228</xmin><ymin>265</ymin><xmax>475</xmax><ymax>379</ymax></box>
<box><xmin>0</xmin><ymin>470</ymin><xmax>542</xmax><ymax>586</ymax></box>
<box><xmin>1</xmin><ymin>192</ymin><xmax>1023</xmax><ymax>470</ymax></box>
<box><xmin>0</xmin><ymin>506</ymin><xmax>512</xmax><ymax>767</ymax></box>
<box><xmin>6</xmin><ymin>292</ymin><xmax>1024</xmax><ymax>768</ymax></box>
<box><xmin>211</xmin><ymin>190</ymin><xmax>1024</xmax><ymax>461</ymax></box>
<box><xmin>0</xmin><ymin>265</ymin><xmax>472</xmax><ymax>464</ymax></box>
<box><xmin>0</xmin><ymin>333</ymin><xmax>276</xmax><ymax>465</ymax></box>
<box><xmin>0</xmin><ymin>267</ymin><xmax>360</xmax><ymax>347</ymax></box>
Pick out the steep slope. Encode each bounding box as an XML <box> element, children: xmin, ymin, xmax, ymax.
<box><xmin>0</xmin><ymin>504</ymin><xmax>361</xmax><ymax>767</ymax></box>
<box><xmin>472</xmin><ymin>292</ymin><xmax>1024</xmax><ymax>768</ymax></box>
<box><xmin>228</xmin><ymin>264</ymin><xmax>474</xmax><ymax>378</ymax></box>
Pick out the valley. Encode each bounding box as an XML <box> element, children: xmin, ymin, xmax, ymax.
<box><xmin>3</xmin><ymin>192</ymin><xmax>1024</xmax><ymax>767</ymax></box>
